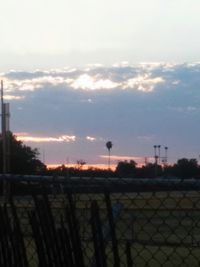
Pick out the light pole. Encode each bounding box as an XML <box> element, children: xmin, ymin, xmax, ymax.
<box><xmin>154</xmin><ymin>145</ymin><xmax>158</xmax><ymax>165</ymax></box>
<box><xmin>153</xmin><ymin>145</ymin><xmax>159</xmax><ymax>177</ymax></box>
<box><xmin>164</xmin><ymin>146</ymin><xmax>168</xmax><ymax>166</ymax></box>
<box><xmin>158</xmin><ymin>145</ymin><xmax>161</xmax><ymax>164</ymax></box>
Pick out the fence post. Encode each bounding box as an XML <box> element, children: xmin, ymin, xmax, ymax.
<box><xmin>90</xmin><ymin>200</ymin><xmax>107</xmax><ymax>267</ymax></box>
<box><xmin>105</xmin><ymin>192</ymin><xmax>120</xmax><ymax>267</ymax></box>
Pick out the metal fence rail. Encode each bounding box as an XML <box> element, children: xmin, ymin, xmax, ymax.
<box><xmin>0</xmin><ymin>175</ymin><xmax>200</xmax><ymax>267</ymax></box>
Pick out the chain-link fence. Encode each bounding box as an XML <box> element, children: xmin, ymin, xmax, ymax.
<box><xmin>0</xmin><ymin>175</ymin><xmax>200</xmax><ymax>267</ymax></box>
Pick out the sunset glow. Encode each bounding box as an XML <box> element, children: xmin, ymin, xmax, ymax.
<box><xmin>16</xmin><ymin>134</ymin><xmax>76</xmax><ymax>143</ymax></box>
<box><xmin>47</xmin><ymin>163</ymin><xmax>116</xmax><ymax>171</ymax></box>
<box><xmin>100</xmin><ymin>155</ymin><xmax>154</xmax><ymax>166</ymax></box>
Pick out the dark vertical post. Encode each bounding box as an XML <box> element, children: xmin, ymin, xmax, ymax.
<box><xmin>108</xmin><ymin>149</ymin><xmax>110</xmax><ymax>170</ymax></box>
<box><xmin>164</xmin><ymin>146</ymin><xmax>168</xmax><ymax>166</ymax></box>
<box><xmin>154</xmin><ymin>145</ymin><xmax>158</xmax><ymax>177</ymax></box>
<box><xmin>105</xmin><ymin>193</ymin><xmax>120</xmax><ymax>267</ymax></box>
<box><xmin>90</xmin><ymin>200</ymin><xmax>107</xmax><ymax>267</ymax></box>
<box><xmin>66</xmin><ymin>193</ymin><xmax>85</xmax><ymax>267</ymax></box>
<box><xmin>1</xmin><ymin>81</ymin><xmax>11</xmax><ymax>199</ymax></box>
<box><xmin>158</xmin><ymin>145</ymin><xmax>161</xmax><ymax>164</ymax></box>
<box><xmin>1</xmin><ymin>81</ymin><xmax>7</xmax><ymax>199</ymax></box>
<box><xmin>126</xmin><ymin>242</ymin><xmax>133</xmax><ymax>267</ymax></box>
<box><xmin>1</xmin><ymin>80</ymin><xmax>6</xmax><ymax>174</ymax></box>
<box><xmin>5</xmin><ymin>103</ymin><xmax>10</xmax><ymax>173</ymax></box>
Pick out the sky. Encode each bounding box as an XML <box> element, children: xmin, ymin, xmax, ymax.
<box><xmin>1</xmin><ymin>62</ymin><xmax>200</xmax><ymax>167</ymax></box>
<box><xmin>0</xmin><ymin>1</ymin><xmax>200</xmax><ymax>168</ymax></box>
<box><xmin>1</xmin><ymin>0</ymin><xmax>200</xmax><ymax>69</ymax></box>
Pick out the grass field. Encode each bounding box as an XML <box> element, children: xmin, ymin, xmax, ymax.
<box><xmin>76</xmin><ymin>190</ymin><xmax>200</xmax><ymax>266</ymax></box>
<box><xmin>7</xmin><ymin>189</ymin><xmax>200</xmax><ymax>266</ymax></box>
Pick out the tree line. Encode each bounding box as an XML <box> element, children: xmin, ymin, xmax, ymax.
<box><xmin>48</xmin><ymin>158</ymin><xmax>200</xmax><ymax>179</ymax></box>
<box><xmin>0</xmin><ymin>132</ymin><xmax>46</xmax><ymax>174</ymax></box>
<box><xmin>0</xmin><ymin>133</ymin><xmax>200</xmax><ymax>178</ymax></box>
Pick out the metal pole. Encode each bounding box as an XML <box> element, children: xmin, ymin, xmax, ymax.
<box><xmin>108</xmin><ymin>149</ymin><xmax>110</xmax><ymax>170</ymax></box>
<box><xmin>153</xmin><ymin>145</ymin><xmax>157</xmax><ymax>163</ymax></box>
<box><xmin>1</xmin><ymin>80</ymin><xmax>11</xmax><ymax>200</ymax></box>
<box><xmin>158</xmin><ymin>145</ymin><xmax>161</xmax><ymax>164</ymax></box>
<box><xmin>154</xmin><ymin>145</ymin><xmax>158</xmax><ymax>177</ymax></box>
<box><xmin>164</xmin><ymin>147</ymin><xmax>168</xmax><ymax>166</ymax></box>
<box><xmin>1</xmin><ymin>80</ymin><xmax>6</xmax><ymax>174</ymax></box>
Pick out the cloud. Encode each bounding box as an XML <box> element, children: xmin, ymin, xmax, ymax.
<box><xmin>100</xmin><ymin>154</ymin><xmax>154</xmax><ymax>166</ymax></box>
<box><xmin>16</xmin><ymin>133</ymin><xmax>76</xmax><ymax>143</ymax></box>
<box><xmin>2</xmin><ymin>63</ymin><xmax>167</xmax><ymax>94</ymax></box>
<box><xmin>172</xmin><ymin>80</ymin><xmax>180</xmax><ymax>85</ymax></box>
<box><xmin>71</xmin><ymin>74</ymin><xmax>119</xmax><ymax>90</ymax></box>
<box><xmin>5</xmin><ymin>76</ymin><xmax>73</xmax><ymax>92</ymax></box>
<box><xmin>100</xmin><ymin>155</ymin><xmax>141</xmax><ymax>161</ymax></box>
<box><xmin>86</xmin><ymin>136</ymin><xmax>96</xmax><ymax>142</ymax></box>
<box><xmin>80</xmin><ymin>98</ymin><xmax>93</xmax><ymax>103</ymax></box>
<box><xmin>123</xmin><ymin>74</ymin><xmax>165</xmax><ymax>92</ymax></box>
<box><xmin>137</xmin><ymin>135</ymin><xmax>154</xmax><ymax>142</ymax></box>
<box><xmin>139</xmin><ymin>62</ymin><xmax>177</xmax><ymax>72</ymax></box>
<box><xmin>167</xmin><ymin>105</ymin><xmax>199</xmax><ymax>113</ymax></box>
<box><xmin>187</xmin><ymin>106</ymin><xmax>197</xmax><ymax>112</ymax></box>
<box><xmin>1</xmin><ymin>62</ymin><xmax>200</xmax><ymax>165</ymax></box>
<box><xmin>4</xmin><ymin>95</ymin><xmax>25</xmax><ymax>100</ymax></box>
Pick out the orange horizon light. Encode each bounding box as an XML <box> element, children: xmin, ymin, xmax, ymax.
<box><xmin>47</xmin><ymin>163</ymin><xmax>116</xmax><ymax>171</ymax></box>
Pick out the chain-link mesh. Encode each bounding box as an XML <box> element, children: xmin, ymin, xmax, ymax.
<box><xmin>0</xmin><ymin>176</ymin><xmax>200</xmax><ymax>267</ymax></box>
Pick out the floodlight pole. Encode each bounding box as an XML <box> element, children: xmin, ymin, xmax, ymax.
<box><xmin>154</xmin><ymin>145</ymin><xmax>158</xmax><ymax>177</ymax></box>
<box><xmin>164</xmin><ymin>146</ymin><xmax>168</xmax><ymax>166</ymax></box>
<box><xmin>158</xmin><ymin>145</ymin><xmax>161</xmax><ymax>164</ymax></box>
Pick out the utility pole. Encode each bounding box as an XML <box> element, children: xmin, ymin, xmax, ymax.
<box><xmin>1</xmin><ymin>80</ymin><xmax>6</xmax><ymax>174</ymax></box>
<box><xmin>1</xmin><ymin>80</ymin><xmax>10</xmax><ymax>199</ymax></box>
<box><xmin>1</xmin><ymin>80</ymin><xmax>10</xmax><ymax>173</ymax></box>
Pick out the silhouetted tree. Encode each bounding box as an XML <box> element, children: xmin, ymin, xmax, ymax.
<box><xmin>0</xmin><ymin>132</ymin><xmax>46</xmax><ymax>174</ymax></box>
<box><xmin>76</xmin><ymin>159</ymin><xmax>86</xmax><ymax>170</ymax></box>
<box><xmin>115</xmin><ymin>160</ymin><xmax>137</xmax><ymax>178</ymax></box>
<box><xmin>138</xmin><ymin>163</ymin><xmax>162</xmax><ymax>178</ymax></box>
<box><xmin>173</xmin><ymin>158</ymin><xmax>199</xmax><ymax>178</ymax></box>
<box><xmin>46</xmin><ymin>164</ymin><xmax>116</xmax><ymax>178</ymax></box>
